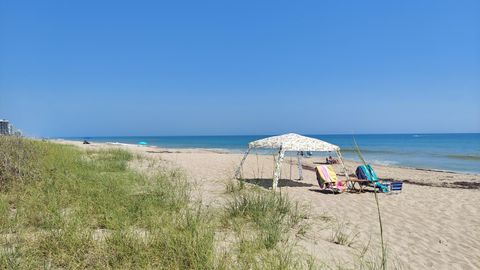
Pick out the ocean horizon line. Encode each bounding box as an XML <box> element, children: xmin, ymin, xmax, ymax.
<box><xmin>55</xmin><ymin>132</ymin><xmax>480</xmax><ymax>138</ymax></box>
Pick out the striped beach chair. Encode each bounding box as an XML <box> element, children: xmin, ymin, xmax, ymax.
<box><xmin>315</xmin><ymin>165</ymin><xmax>345</xmax><ymax>193</ymax></box>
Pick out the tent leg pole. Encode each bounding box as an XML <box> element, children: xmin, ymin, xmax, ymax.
<box><xmin>235</xmin><ymin>148</ymin><xmax>251</xmax><ymax>179</ymax></box>
<box><xmin>272</xmin><ymin>147</ymin><xmax>285</xmax><ymax>189</ymax></box>
<box><xmin>336</xmin><ymin>150</ymin><xmax>349</xmax><ymax>180</ymax></box>
<box><xmin>297</xmin><ymin>152</ymin><xmax>303</xmax><ymax>181</ymax></box>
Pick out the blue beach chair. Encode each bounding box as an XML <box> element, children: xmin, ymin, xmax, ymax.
<box><xmin>388</xmin><ymin>182</ymin><xmax>403</xmax><ymax>193</ymax></box>
<box><xmin>355</xmin><ymin>164</ymin><xmax>389</xmax><ymax>193</ymax></box>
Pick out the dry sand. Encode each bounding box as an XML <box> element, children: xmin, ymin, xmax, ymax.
<box><xmin>56</xmin><ymin>140</ymin><xmax>480</xmax><ymax>269</ymax></box>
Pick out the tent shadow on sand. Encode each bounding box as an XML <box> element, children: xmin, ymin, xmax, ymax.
<box><xmin>308</xmin><ymin>188</ymin><xmax>340</xmax><ymax>195</ymax></box>
<box><xmin>242</xmin><ymin>178</ymin><xmax>314</xmax><ymax>189</ymax></box>
<box><xmin>308</xmin><ymin>187</ymin><xmax>379</xmax><ymax>194</ymax></box>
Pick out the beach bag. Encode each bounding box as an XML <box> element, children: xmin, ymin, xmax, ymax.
<box><xmin>355</xmin><ymin>165</ymin><xmax>368</xmax><ymax>180</ymax></box>
<box><xmin>355</xmin><ymin>164</ymin><xmax>378</xmax><ymax>181</ymax></box>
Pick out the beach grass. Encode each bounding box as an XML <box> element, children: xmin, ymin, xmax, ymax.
<box><xmin>0</xmin><ymin>137</ymin><xmax>215</xmax><ymax>268</ymax></box>
<box><xmin>329</xmin><ymin>221</ymin><xmax>359</xmax><ymax>247</ymax></box>
<box><xmin>0</xmin><ymin>137</ymin><xmax>316</xmax><ymax>269</ymax></box>
<box><xmin>220</xmin><ymin>180</ymin><xmax>314</xmax><ymax>269</ymax></box>
<box><xmin>226</xmin><ymin>186</ymin><xmax>305</xmax><ymax>249</ymax></box>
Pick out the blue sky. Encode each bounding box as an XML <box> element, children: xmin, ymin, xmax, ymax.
<box><xmin>1</xmin><ymin>0</ymin><xmax>479</xmax><ymax>136</ymax></box>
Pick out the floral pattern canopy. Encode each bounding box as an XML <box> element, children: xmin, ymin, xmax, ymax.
<box><xmin>248</xmin><ymin>133</ymin><xmax>339</xmax><ymax>152</ymax></box>
<box><xmin>236</xmin><ymin>133</ymin><xmax>349</xmax><ymax>189</ymax></box>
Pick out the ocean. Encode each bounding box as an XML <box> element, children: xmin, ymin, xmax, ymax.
<box><xmin>63</xmin><ymin>133</ymin><xmax>480</xmax><ymax>174</ymax></box>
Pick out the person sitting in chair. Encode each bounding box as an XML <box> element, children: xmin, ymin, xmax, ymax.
<box><xmin>326</xmin><ymin>156</ymin><xmax>339</xmax><ymax>164</ymax></box>
<box><xmin>326</xmin><ymin>156</ymin><xmax>332</xmax><ymax>164</ymax></box>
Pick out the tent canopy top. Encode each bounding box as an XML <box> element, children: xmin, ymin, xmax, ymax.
<box><xmin>248</xmin><ymin>133</ymin><xmax>340</xmax><ymax>152</ymax></box>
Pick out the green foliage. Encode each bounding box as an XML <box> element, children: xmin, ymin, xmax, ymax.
<box><xmin>0</xmin><ymin>137</ymin><xmax>214</xmax><ymax>269</ymax></box>
<box><xmin>220</xmin><ymin>182</ymin><xmax>314</xmax><ymax>269</ymax></box>
<box><xmin>226</xmin><ymin>188</ymin><xmax>304</xmax><ymax>249</ymax></box>
<box><xmin>225</xmin><ymin>179</ymin><xmax>245</xmax><ymax>194</ymax></box>
<box><xmin>0</xmin><ymin>136</ymin><xmax>43</xmax><ymax>190</ymax></box>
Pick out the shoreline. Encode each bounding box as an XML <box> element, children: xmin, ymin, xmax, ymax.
<box><xmin>52</xmin><ymin>139</ymin><xmax>480</xmax><ymax>189</ymax></box>
<box><xmin>53</xmin><ymin>138</ymin><xmax>480</xmax><ymax>176</ymax></box>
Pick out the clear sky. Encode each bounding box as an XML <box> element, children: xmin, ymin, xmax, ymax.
<box><xmin>1</xmin><ymin>0</ymin><xmax>479</xmax><ymax>137</ymax></box>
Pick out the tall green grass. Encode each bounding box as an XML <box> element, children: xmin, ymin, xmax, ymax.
<box><xmin>221</xmin><ymin>180</ymin><xmax>314</xmax><ymax>269</ymax></box>
<box><xmin>227</xmin><ymin>189</ymin><xmax>304</xmax><ymax>249</ymax></box>
<box><xmin>0</xmin><ymin>137</ymin><xmax>214</xmax><ymax>268</ymax></box>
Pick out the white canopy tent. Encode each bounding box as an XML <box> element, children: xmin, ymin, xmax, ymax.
<box><xmin>235</xmin><ymin>133</ymin><xmax>349</xmax><ymax>189</ymax></box>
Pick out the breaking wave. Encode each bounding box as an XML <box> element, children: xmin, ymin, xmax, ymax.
<box><xmin>341</xmin><ymin>148</ymin><xmax>406</xmax><ymax>155</ymax></box>
<box><xmin>370</xmin><ymin>159</ymin><xmax>400</xmax><ymax>166</ymax></box>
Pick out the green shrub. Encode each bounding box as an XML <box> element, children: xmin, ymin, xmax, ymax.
<box><xmin>0</xmin><ymin>137</ymin><xmax>41</xmax><ymax>190</ymax></box>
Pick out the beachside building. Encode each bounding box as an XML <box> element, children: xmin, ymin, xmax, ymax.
<box><xmin>0</xmin><ymin>119</ymin><xmax>10</xmax><ymax>135</ymax></box>
<box><xmin>0</xmin><ymin>119</ymin><xmax>22</xmax><ymax>136</ymax></box>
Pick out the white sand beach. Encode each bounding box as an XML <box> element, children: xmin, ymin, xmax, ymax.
<box><xmin>57</xmin><ymin>140</ymin><xmax>480</xmax><ymax>269</ymax></box>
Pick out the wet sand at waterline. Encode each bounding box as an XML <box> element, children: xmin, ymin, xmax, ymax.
<box><xmin>56</xmin><ymin>140</ymin><xmax>480</xmax><ymax>269</ymax></box>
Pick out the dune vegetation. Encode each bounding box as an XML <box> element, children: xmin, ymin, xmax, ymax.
<box><xmin>0</xmin><ymin>137</ymin><xmax>314</xmax><ymax>269</ymax></box>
